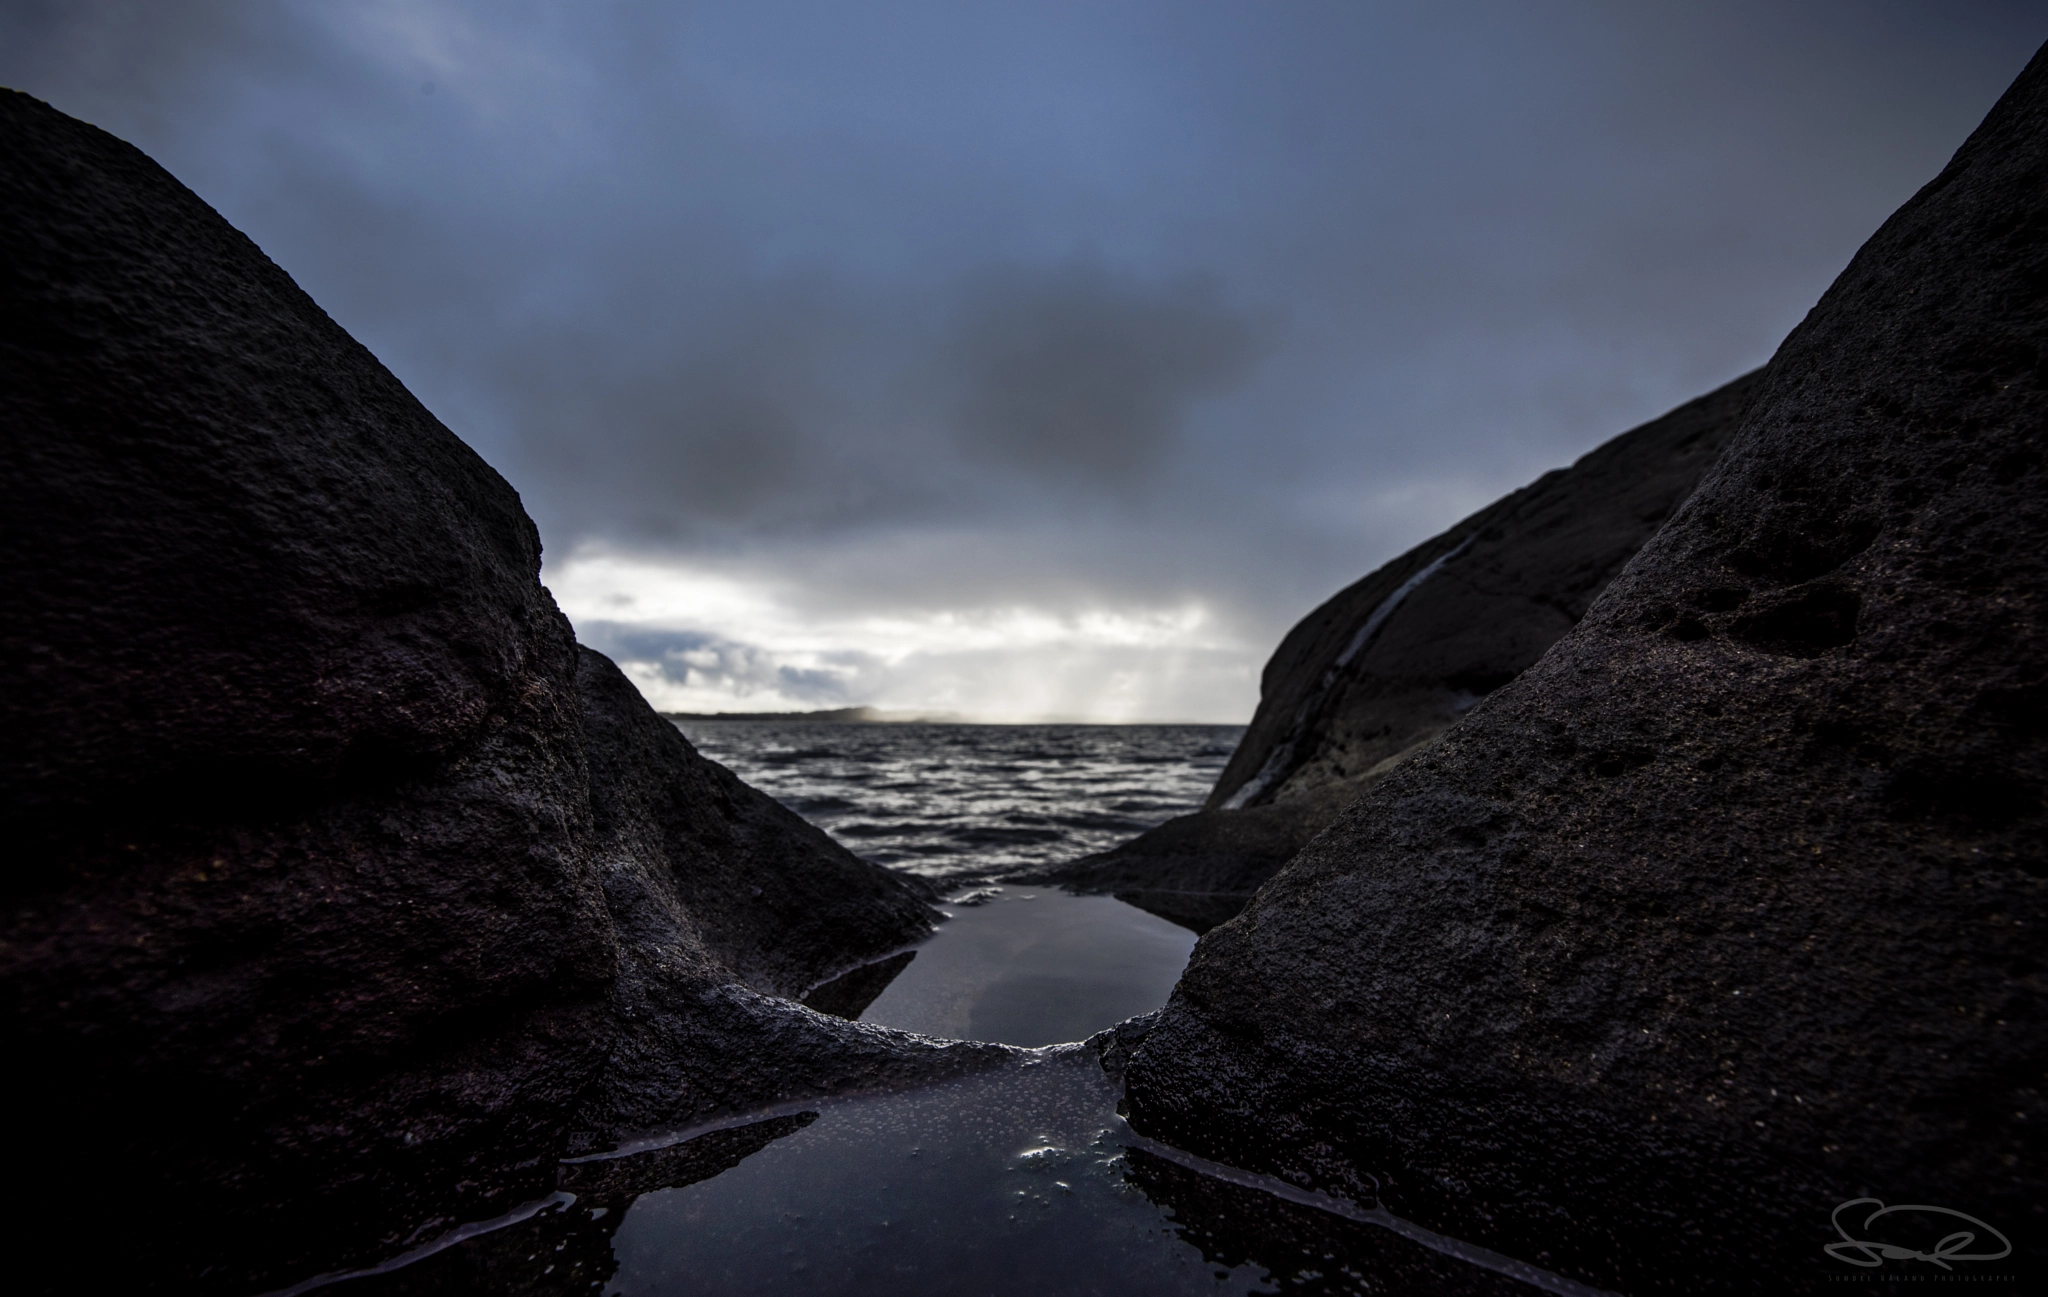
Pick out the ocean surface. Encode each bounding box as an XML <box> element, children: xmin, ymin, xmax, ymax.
<box><xmin>673</xmin><ymin>721</ymin><xmax>1245</xmax><ymax>883</ymax></box>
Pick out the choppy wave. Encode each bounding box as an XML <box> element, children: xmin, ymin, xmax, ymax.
<box><xmin>671</xmin><ymin>721</ymin><xmax>1244</xmax><ymax>881</ymax></box>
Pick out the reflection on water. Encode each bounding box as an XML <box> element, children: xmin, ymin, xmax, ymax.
<box><xmin>673</xmin><ymin>722</ymin><xmax>1241</xmax><ymax>882</ymax></box>
<box><xmin>1121</xmin><ymin>1149</ymin><xmax>1560</xmax><ymax>1297</ymax></box>
<box><xmin>333</xmin><ymin>1051</ymin><xmax>1551</xmax><ymax>1297</ymax></box>
<box><xmin>858</xmin><ymin>889</ymin><xmax>1197</xmax><ymax>1046</ymax></box>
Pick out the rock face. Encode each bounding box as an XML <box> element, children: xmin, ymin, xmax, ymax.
<box><xmin>575</xmin><ymin>649</ymin><xmax>937</xmax><ymax>1005</ymax></box>
<box><xmin>1049</xmin><ymin>372</ymin><xmax>1758</xmax><ymax>930</ymax></box>
<box><xmin>0</xmin><ymin>89</ymin><xmax>982</xmax><ymax>1294</ymax></box>
<box><xmin>1125</xmin><ymin>47</ymin><xmax>2048</xmax><ymax>1293</ymax></box>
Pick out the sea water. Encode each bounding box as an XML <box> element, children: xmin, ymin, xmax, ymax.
<box><xmin>676</xmin><ymin>721</ymin><xmax>1241</xmax><ymax>884</ymax></box>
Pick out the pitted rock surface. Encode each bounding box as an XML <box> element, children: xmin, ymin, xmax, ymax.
<box><xmin>1049</xmin><ymin>372</ymin><xmax>1757</xmax><ymax>930</ymax></box>
<box><xmin>1126</xmin><ymin>46</ymin><xmax>2048</xmax><ymax>1292</ymax></box>
<box><xmin>0</xmin><ymin>88</ymin><xmax>980</xmax><ymax>1294</ymax></box>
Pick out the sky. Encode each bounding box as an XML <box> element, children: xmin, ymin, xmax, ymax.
<box><xmin>4</xmin><ymin>2</ymin><xmax>2041</xmax><ymax>721</ymax></box>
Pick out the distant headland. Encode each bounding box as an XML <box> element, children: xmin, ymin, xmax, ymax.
<box><xmin>661</xmin><ymin>705</ymin><xmax>965</xmax><ymax>723</ymax></box>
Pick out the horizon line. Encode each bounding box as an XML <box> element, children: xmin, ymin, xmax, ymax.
<box><xmin>659</xmin><ymin>705</ymin><xmax>1246</xmax><ymax>727</ymax></box>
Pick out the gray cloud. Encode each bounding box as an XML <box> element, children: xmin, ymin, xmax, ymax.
<box><xmin>491</xmin><ymin>276</ymin><xmax>883</xmax><ymax>538</ymax></box>
<box><xmin>576</xmin><ymin>622</ymin><xmax>865</xmax><ymax>707</ymax></box>
<box><xmin>4</xmin><ymin>1</ymin><xmax>2042</xmax><ymax>714</ymax></box>
<box><xmin>948</xmin><ymin>259</ymin><xmax>1259</xmax><ymax>486</ymax></box>
<box><xmin>457</xmin><ymin>253</ymin><xmax>1262</xmax><ymax>543</ymax></box>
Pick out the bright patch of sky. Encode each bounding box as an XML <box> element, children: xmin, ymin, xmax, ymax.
<box><xmin>553</xmin><ymin>548</ymin><xmax>1248</xmax><ymax>721</ymax></box>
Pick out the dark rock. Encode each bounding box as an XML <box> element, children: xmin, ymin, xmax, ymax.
<box><xmin>1120</xmin><ymin>1149</ymin><xmax>1543</xmax><ymax>1297</ymax></box>
<box><xmin>346</xmin><ymin>1113</ymin><xmax>822</xmax><ymax>1297</ymax></box>
<box><xmin>1038</xmin><ymin>796</ymin><xmax>1338</xmax><ymax>932</ymax></box>
<box><xmin>570</xmin><ymin>646</ymin><xmax>999</xmax><ymax>1146</ymax></box>
<box><xmin>0</xmin><ymin>89</ymin><xmax>993</xmax><ymax>1294</ymax></box>
<box><xmin>801</xmin><ymin>949</ymin><xmax>919</xmax><ymax>1019</ymax></box>
<box><xmin>1208</xmin><ymin>369</ymin><xmax>1760</xmax><ymax>819</ymax></box>
<box><xmin>1109</xmin><ymin>887</ymin><xmax>1267</xmax><ymax>936</ymax></box>
<box><xmin>1085</xmin><ymin>1008</ymin><xmax>1161</xmax><ymax>1084</ymax></box>
<box><xmin>556</xmin><ymin>1110</ymin><xmax>821</xmax><ymax>1204</ymax></box>
<box><xmin>1125</xmin><ymin>46</ymin><xmax>2048</xmax><ymax>1293</ymax></box>
<box><xmin>576</xmin><ymin>647</ymin><xmax>934</xmax><ymax>1002</ymax></box>
<box><xmin>1046</xmin><ymin>373</ymin><xmax>1758</xmax><ymax>929</ymax></box>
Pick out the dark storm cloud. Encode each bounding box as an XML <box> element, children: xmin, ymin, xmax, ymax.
<box><xmin>948</xmin><ymin>259</ymin><xmax>1259</xmax><ymax>486</ymax></box>
<box><xmin>488</xmin><ymin>274</ymin><xmax>885</xmax><ymax>537</ymax></box>
<box><xmin>4</xmin><ymin>1</ymin><xmax>2042</xmax><ymax>715</ymax></box>
<box><xmin>472</xmin><ymin>257</ymin><xmax>1260</xmax><ymax>541</ymax></box>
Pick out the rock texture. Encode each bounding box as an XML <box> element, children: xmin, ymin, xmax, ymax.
<box><xmin>575</xmin><ymin>648</ymin><xmax>937</xmax><ymax>1005</ymax></box>
<box><xmin>1048</xmin><ymin>372</ymin><xmax>1758</xmax><ymax>930</ymax></box>
<box><xmin>0</xmin><ymin>89</ymin><xmax>986</xmax><ymax>1294</ymax></box>
<box><xmin>1125</xmin><ymin>46</ymin><xmax>2048</xmax><ymax>1293</ymax></box>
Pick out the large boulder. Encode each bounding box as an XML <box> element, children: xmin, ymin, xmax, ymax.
<box><xmin>1048</xmin><ymin>372</ymin><xmax>1757</xmax><ymax>930</ymax></box>
<box><xmin>1124</xmin><ymin>46</ymin><xmax>2048</xmax><ymax>1292</ymax></box>
<box><xmin>0</xmin><ymin>89</ymin><xmax>980</xmax><ymax>1294</ymax></box>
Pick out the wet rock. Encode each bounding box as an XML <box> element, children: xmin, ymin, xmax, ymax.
<box><xmin>1122</xmin><ymin>1149</ymin><xmax>1546</xmax><ymax>1297</ymax></box>
<box><xmin>346</xmin><ymin>1113</ymin><xmax>822</xmax><ymax>1297</ymax></box>
<box><xmin>1048</xmin><ymin>373</ymin><xmax>1758</xmax><ymax>930</ymax></box>
<box><xmin>1085</xmin><ymin>1008</ymin><xmax>1161</xmax><ymax>1084</ymax></box>
<box><xmin>801</xmin><ymin>950</ymin><xmax>920</xmax><ymax>1019</ymax></box>
<box><xmin>1125</xmin><ymin>47</ymin><xmax>2048</xmax><ymax>1292</ymax></box>
<box><xmin>0</xmin><ymin>89</ymin><xmax>986</xmax><ymax>1294</ymax></box>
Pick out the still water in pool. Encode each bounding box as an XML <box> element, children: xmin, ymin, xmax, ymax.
<box><xmin>859</xmin><ymin>888</ymin><xmax>1195</xmax><ymax>1046</ymax></box>
<box><xmin>338</xmin><ymin>1048</ymin><xmax>1560</xmax><ymax>1297</ymax></box>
